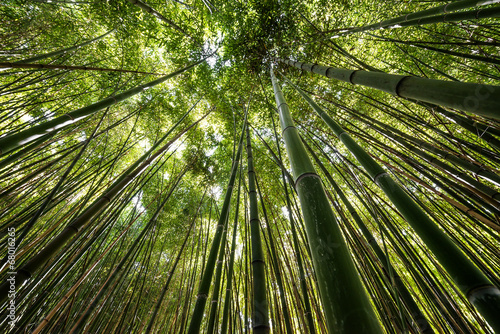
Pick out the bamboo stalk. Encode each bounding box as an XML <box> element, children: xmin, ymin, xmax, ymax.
<box><xmin>286</xmin><ymin>77</ymin><xmax>500</xmax><ymax>332</ymax></box>
<box><xmin>270</xmin><ymin>68</ymin><xmax>383</xmax><ymax>334</ymax></box>
<box><xmin>220</xmin><ymin>172</ymin><xmax>242</xmax><ymax>334</ymax></box>
<box><xmin>245</xmin><ymin>122</ymin><xmax>270</xmax><ymax>333</ymax></box>
<box><xmin>278</xmin><ymin>58</ymin><xmax>500</xmax><ymax>120</ymax></box>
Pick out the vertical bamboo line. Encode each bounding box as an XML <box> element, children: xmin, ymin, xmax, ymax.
<box><xmin>187</xmin><ymin>110</ymin><xmax>247</xmax><ymax>334</ymax></box>
<box><xmin>245</xmin><ymin>122</ymin><xmax>270</xmax><ymax>333</ymax></box>
<box><xmin>285</xmin><ymin>77</ymin><xmax>500</xmax><ymax>332</ymax></box>
<box><xmin>270</xmin><ymin>67</ymin><xmax>382</xmax><ymax>334</ymax></box>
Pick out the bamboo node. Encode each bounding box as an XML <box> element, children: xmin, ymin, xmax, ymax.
<box><xmin>277</xmin><ymin>101</ymin><xmax>289</xmax><ymax>111</ymax></box>
<box><xmin>67</xmin><ymin>225</ymin><xmax>80</xmax><ymax>233</ymax></box>
<box><xmin>476</xmin><ymin>9</ymin><xmax>482</xmax><ymax>19</ymax></box>
<box><xmin>18</xmin><ymin>268</ymin><xmax>32</xmax><ymax>279</ymax></box>
<box><xmin>281</xmin><ymin>125</ymin><xmax>296</xmax><ymax>135</ymax></box>
<box><xmin>373</xmin><ymin>171</ymin><xmax>388</xmax><ymax>184</ymax></box>
<box><xmin>467</xmin><ymin>284</ymin><xmax>500</xmax><ymax>304</ymax></box>
<box><xmin>64</xmin><ymin>113</ymin><xmax>75</xmax><ymax>121</ymax></box>
<box><xmin>294</xmin><ymin>172</ymin><xmax>320</xmax><ymax>188</ymax></box>
<box><xmin>338</xmin><ymin>131</ymin><xmax>348</xmax><ymax>138</ymax></box>
<box><xmin>348</xmin><ymin>70</ymin><xmax>359</xmax><ymax>84</ymax></box>
<box><xmin>101</xmin><ymin>194</ymin><xmax>112</xmax><ymax>203</ymax></box>
<box><xmin>394</xmin><ymin>76</ymin><xmax>411</xmax><ymax>97</ymax></box>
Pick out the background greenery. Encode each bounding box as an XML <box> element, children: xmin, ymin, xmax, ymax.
<box><xmin>0</xmin><ymin>0</ymin><xmax>499</xmax><ymax>332</ymax></box>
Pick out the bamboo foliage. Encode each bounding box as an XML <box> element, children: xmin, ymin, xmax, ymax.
<box><xmin>126</xmin><ymin>0</ymin><xmax>193</xmax><ymax>39</ymax></box>
<box><xmin>0</xmin><ymin>58</ymin><xmax>207</xmax><ymax>155</ymax></box>
<box><xmin>0</xmin><ymin>105</ymin><xmax>206</xmax><ymax>302</ymax></box>
<box><xmin>1</xmin><ymin>2</ymin><xmax>500</xmax><ymax>333</ymax></box>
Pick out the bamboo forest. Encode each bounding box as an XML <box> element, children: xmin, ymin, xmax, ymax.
<box><xmin>2</xmin><ymin>0</ymin><xmax>500</xmax><ymax>333</ymax></box>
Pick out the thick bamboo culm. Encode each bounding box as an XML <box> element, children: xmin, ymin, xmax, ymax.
<box><xmin>277</xmin><ymin>59</ymin><xmax>500</xmax><ymax>120</ymax></box>
<box><xmin>283</xmin><ymin>76</ymin><xmax>500</xmax><ymax>332</ymax></box>
<box><xmin>270</xmin><ymin>67</ymin><xmax>383</xmax><ymax>334</ymax></box>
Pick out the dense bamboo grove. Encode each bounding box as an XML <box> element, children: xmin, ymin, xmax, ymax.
<box><xmin>1</xmin><ymin>0</ymin><xmax>500</xmax><ymax>333</ymax></box>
